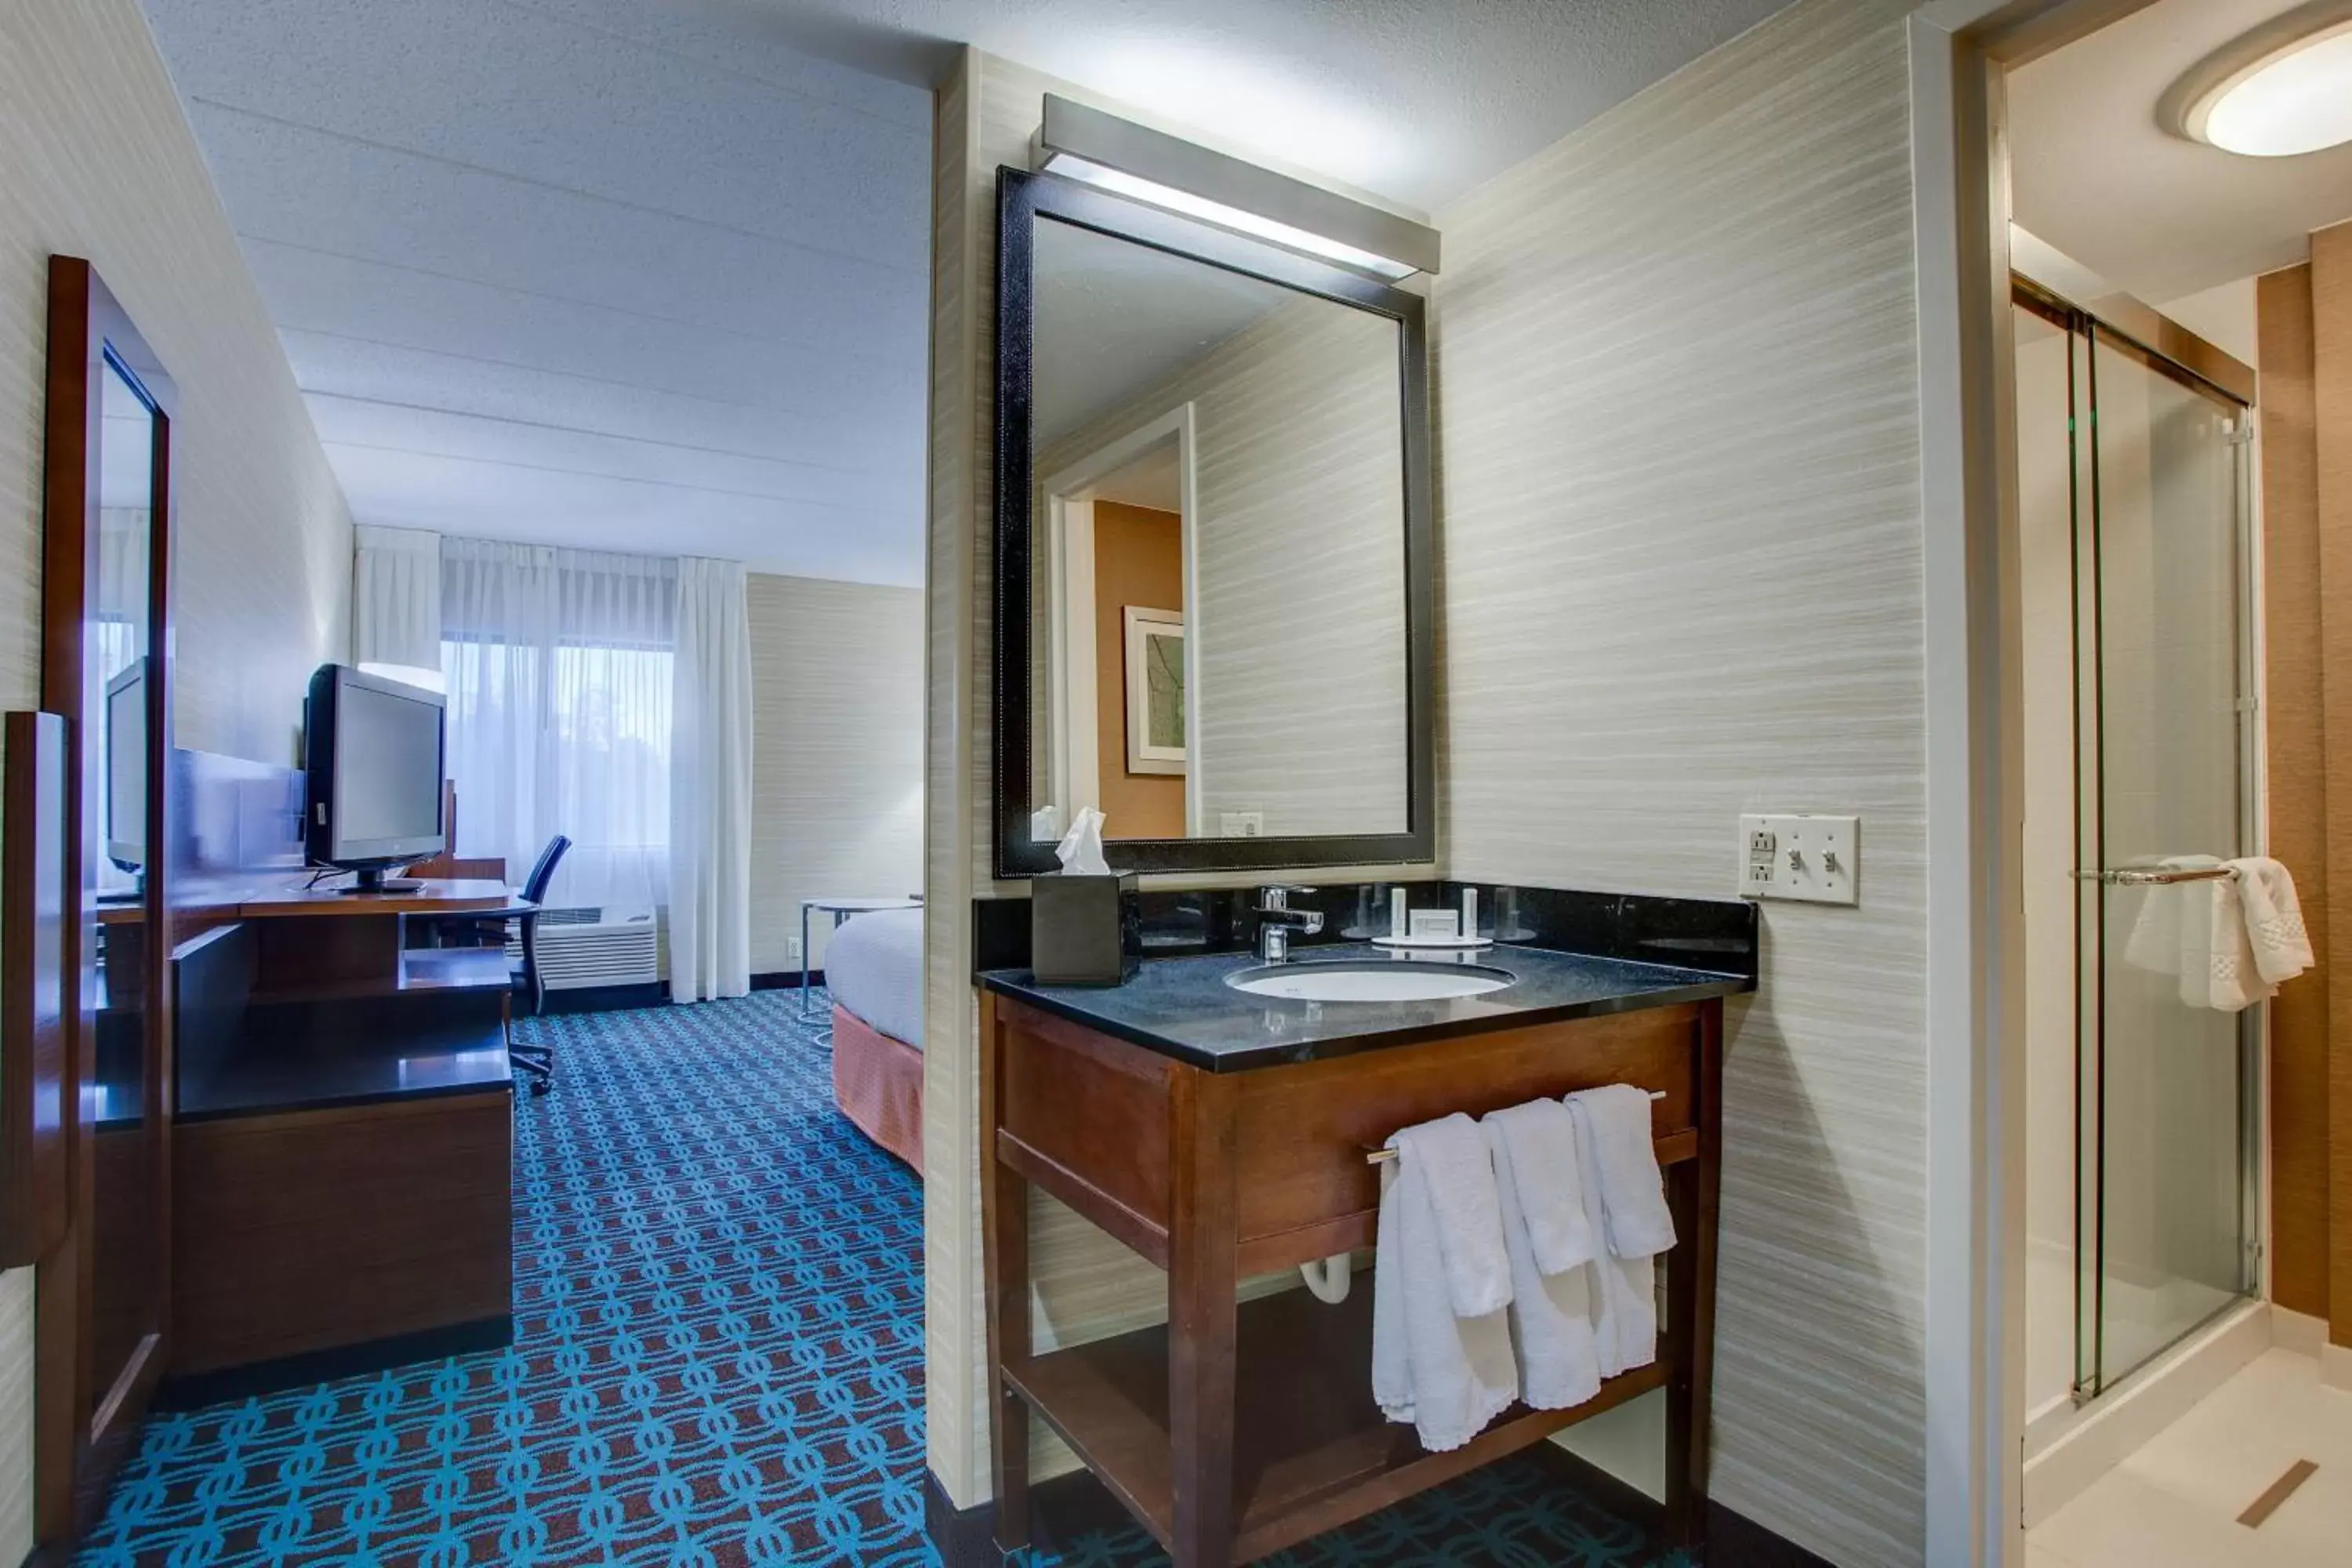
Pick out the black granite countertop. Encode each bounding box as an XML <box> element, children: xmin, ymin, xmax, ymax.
<box><xmin>978</xmin><ymin>942</ymin><xmax>1750</xmax><ymax>1072</ymax></box>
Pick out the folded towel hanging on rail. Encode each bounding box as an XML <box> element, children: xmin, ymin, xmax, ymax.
<box><xmin>1481</xmin><ymin>1112</ymin><xmax>1601</xmax><ymax>1410</ymax></box>
<box><xmin>1371</xmin><ymin>1118</ymin><xmax>1518</xmax><ymax>1451</ymax></box>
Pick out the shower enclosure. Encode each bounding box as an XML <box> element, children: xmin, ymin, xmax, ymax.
<box><xmin>2014</xmin><ymin>239</ymin><xmax>2260</xmax><ymax>1428</ymax></box>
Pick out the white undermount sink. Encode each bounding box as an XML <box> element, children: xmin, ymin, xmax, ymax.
<box><xmin>1224</xmin><ymin>960</ymin><xmax>1517</xmax><ymax>1003</ymax></box>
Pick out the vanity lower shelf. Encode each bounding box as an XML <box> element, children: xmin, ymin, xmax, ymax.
<box><xmin>1006</xmin><ymin>1285</ymin><xmax>1670</xmax><ymax>1564</ymax></box>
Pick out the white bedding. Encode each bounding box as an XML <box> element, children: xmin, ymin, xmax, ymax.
<box><xmin>823</xmin><ymin>905</ymin><xmax>924</xmax><ymax>1049</ymax></box>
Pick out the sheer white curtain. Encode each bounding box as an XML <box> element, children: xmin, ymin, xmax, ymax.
<box><xmin>441</xmin><ymin>539</ymin><xmax>676</xmax><ymax>910</ymax></box>
<box><xmin>353</xmin><ymin>524</ymin><xmax>443</xmax><ymax>688</ymax></box>
<box><xmin>669</xmin><ymin>557</ymin><xmax>752</xmax><ymax>1002</ymax></box>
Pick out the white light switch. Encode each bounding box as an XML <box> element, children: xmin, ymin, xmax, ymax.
<box><xmin>1737</xmin><ymin>814</ymin><xmax>1858</xmax><ymax>905</ymax></box>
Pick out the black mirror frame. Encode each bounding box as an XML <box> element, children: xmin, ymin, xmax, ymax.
<box><xmin>993</xmin><ymin>165</ymin><xmax>1436</xmax><ymax>879</ymax></box>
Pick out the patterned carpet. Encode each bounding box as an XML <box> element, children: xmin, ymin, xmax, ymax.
<box><xmin>83</xmin><ymin>991</ymin><xmax>1680</xmax><ymax>1567</ymax></box>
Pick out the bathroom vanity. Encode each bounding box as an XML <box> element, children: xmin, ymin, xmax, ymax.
<box><xmin>978</xmin><ymin>942</ymin><xmax>1746</xmax><ymax>1567</ymax></box>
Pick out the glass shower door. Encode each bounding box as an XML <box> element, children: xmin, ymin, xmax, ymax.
<box><xmin>2071</xmin><ymin>321</ymin><xmax>2256</xmax><ymax>1398</ymax></box>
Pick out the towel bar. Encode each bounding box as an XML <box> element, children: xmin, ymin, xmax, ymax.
<box><xmin>2069</xmin><ymin>865</ymin><xmax>2237</xmax><ymax>887</ymax></box>
<box><xmin>1363</xmin><ymin>1090</ymin><xmax>1670</xmax><ymax>1164</ymax></box>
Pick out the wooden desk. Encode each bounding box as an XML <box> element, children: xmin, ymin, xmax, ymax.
<box><xmin>167</xmin><ymin>879</ymin><xmax>520</xmax><ymax>1399</ymax></box>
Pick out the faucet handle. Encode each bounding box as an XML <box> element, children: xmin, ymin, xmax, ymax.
<box><xmin>1257</xmin><ymin>884</ymin><xmax>1318</xmax><ymax>910</ymax></box>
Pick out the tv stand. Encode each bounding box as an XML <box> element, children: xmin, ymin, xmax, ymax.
<box><xmin>338</xmin><ymin>866</ymin><xmax>423</xmax><ymax>895</ymax></box>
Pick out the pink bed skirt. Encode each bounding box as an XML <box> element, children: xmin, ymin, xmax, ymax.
<box><xmin>831</xmin><ymin>1004</ymin><xmax>923</xmax><ymax>1173</ymax></box>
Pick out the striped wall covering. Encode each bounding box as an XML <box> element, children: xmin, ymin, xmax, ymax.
<box><xmin>926</xmin><ymin>5</ymin><xmax>1936</xmax><ymax>1559</ymax></box>
<box><xmin>1432</xmin><ymin>0</ymin><xmax>1929</xmax><ymax>1561</ymax></box>
<box><xmin>0</xmin><ymin>0</ymin><xmax>358</xmax><ymax>1555</ymax></box>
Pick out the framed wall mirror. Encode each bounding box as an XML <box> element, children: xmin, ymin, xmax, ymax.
<box><xmin>41</xmin><ymin>255</ymin><xmax>176</xmax><ymax>1537</ymax></box>
<box><xmin>993</xmin><ymin>167</ymin><xmax>1435</xmax><ymax>877</ymax></box>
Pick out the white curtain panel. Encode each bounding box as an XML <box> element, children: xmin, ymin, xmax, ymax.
<box><xmin>353</xmin><ymin>524</ymin><xmax>444</xmax><ymax>683</ymax></box>
<box><xmin>668</xmin><ymin>557</ymin><xmax>753</xmax><ymax>1003</ymax></box>
<box><xmin>441</xmin><ymin>538</ymin><xmax>677</xmax><ymax>910</ymax></box>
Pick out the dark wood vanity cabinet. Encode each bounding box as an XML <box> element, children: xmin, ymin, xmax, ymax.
<box><xmin>979</xmin><ymin>991</ymin><xmax>1725</xmax><ymax>1568</ymax></box>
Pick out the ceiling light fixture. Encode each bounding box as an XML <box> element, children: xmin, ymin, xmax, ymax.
<box><xmin>2161</xmin><ymin>0</ymin><xmax>2352</xmax><ymax>158</ymax></box>
<box><xmin>1031</xmin><ymin>95</ymin><xmax>1439</xmax><ymax>280</ymax></box>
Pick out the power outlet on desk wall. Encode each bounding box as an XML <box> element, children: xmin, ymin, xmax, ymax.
<box><xmin>1220</xmin><ymin>811</ymin><xmax>1265</xmax><ymax>837</ymax></box>
<box><xmin>1738</xmin><ymin>814</ymin><xmax>1858</xmax><ymax>905</ymax></box>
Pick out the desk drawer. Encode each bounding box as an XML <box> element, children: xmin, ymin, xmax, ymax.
<box><xmin>1229</xmin><ymin>1004</ymin><xmax>1700</xmax><ymax>1272</ymax></box>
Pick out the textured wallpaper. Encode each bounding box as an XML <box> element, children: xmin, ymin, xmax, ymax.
<box><xmin>1432</xmin><ymin>0</ymin><xmax>1928</xmax><ymax>1560</ymax></box>
<box><xmin>746</xmin><ymin>572</ymin><xmax>924</xmax><ymax>976</ymax></box>
<box><xmin>0</xmin><ymin>0</ymin><xmax>357</xmax><ymax>1553</ymax></box>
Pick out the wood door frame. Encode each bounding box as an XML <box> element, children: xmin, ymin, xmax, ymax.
<box><xmin>38</xmin><ymin>255</ymin><xmax>178</xmax><ymax>1549</ymax></box>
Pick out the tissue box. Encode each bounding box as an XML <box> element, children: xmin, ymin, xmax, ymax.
<box><xmin>1030</xmin><ymin>873</ymin><xmax>1140</xmax><ymax>986</ymax></box>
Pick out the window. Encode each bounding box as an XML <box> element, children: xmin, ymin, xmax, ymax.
<box><xmin>439</xmin><ymin>541</ymin><xmax>676</xmax><ymax>910</ymax></box>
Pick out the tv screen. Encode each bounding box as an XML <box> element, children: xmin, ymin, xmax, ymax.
<box><xmin>304</xmin><ymin>664</ymin><xmax>447</xmax><ymax>879</ymax></box>
<box><xmin>333</xmin><ymin>681</ymin><xmax>444</xmax><ymax>849</ymax></box>
<box><xmin>104</xmin><ymin>660</ymin><xmax>145</xmax><ymax>873</ymax></box>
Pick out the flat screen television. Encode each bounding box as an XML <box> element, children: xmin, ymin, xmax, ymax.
<box><xmin>301</xmin><ymin>663</ymin><xmax>447</xmax><ymax>892</ymax></box>
<box><xmin>103</xmin><ymin>659</ymin><xmax>146</xmax><ymax>877</ymax></box>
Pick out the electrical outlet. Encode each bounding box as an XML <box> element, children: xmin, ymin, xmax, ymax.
<box><xmin>787</xmin><ymin>937</ymin><xmax>803</xmax><ymax>963</ymax></box>
<box><xmin>1221</xmin><ymin>811</ymin><xmax>1265</xmax><ymax>837</ymax></box>
<box><xmin>1738</xmin><ymin>814</ymin><xmax>1859</xmax><ymax>905</ymax></box>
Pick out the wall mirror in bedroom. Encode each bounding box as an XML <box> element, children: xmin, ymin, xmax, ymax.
<box><xmin>40</xmin><ymin>255</ymin><xmax>176</xmax><ymax>1536</ymax></box>
<box><xmin>993</xmin><ymin>165</ymin><xmax>1435</xmax><ymax>877</ymax></box>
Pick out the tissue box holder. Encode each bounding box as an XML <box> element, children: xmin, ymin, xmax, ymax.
<box><xmin>1030</xmin><ymin>873</ymin><xmax>1140</xmax><ymax>986</ymax></box>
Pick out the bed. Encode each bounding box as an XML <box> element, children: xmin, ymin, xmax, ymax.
<box><xmin>822</xmin><ymin>905</ymin><xmax>924</xmax><ymax>1171</ymax></box>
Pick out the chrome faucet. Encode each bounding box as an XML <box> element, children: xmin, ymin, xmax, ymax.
<box><xmin>1254</xmin><ymin>884</ymin><xmax>1324</xmax><ymax>963</ymax></box>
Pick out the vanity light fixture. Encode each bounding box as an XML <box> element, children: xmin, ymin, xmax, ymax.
<box><xmin>2161</xmin><ymin>0</ymin><xmax>2352</xmax><ymax>158</ymax></box>
<box><xmin>1031</xmin><ymin>95</ymin><xmax>1440</xmax><ymax>279</ymax></box>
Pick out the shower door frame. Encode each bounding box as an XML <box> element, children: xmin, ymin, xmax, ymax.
<box><xmin>2009</xmin><ymin>263</ymin><xmax>2265</xmax><ymax>1412</ymax></box>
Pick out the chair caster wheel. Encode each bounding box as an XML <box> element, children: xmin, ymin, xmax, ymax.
<box><xmin>530</xmin><ymin>1078</ymin><xmax>552</xmax><ymax>1096</ymax></box>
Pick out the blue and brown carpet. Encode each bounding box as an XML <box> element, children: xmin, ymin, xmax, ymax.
<box><xmin>83</xmin><ymin>990</ymin><xmax>1679</xmax><ymax>1566</ymax></box>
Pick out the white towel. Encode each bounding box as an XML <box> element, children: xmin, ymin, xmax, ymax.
<box><xmin>1486</xmin><ymin>1098</ymin><xmax>1595</xmax><ymax>1274</ymax></box>
<box><xmin>2117</xmin><ymin>857</ymin><xmax>2269</xmax><ymax>1012</ymax></box>
<box><xmin>1565</xmin><ymin>1094</ymin><xmax>1659</xmax><ymax>1377</ymax></box>
<box><xmin>1388</xmin><ymin>1113</ymin><xmax>1514</xmax><ymax>1319</ymax></box>
<box><xmin>1565</xmin><ymin>1085</ymin><xmax>1676</xmax><ymax>1260</ymax></box>
<box><xmin>1482</xmin><ymin>1115</ymin><xmax>1602</xmax><ymax>1410</ymax></box>
<box><xmin>2122</xmin><ymin>856</ymin><xmax>2220</xmax><ymax>978</ymax></box>
<box><xmin>1371</xmin><ymin>1150</ymin><xmax>1519</xmax><ymax>1450</ymax></box>
<box><xmin>2229</xmin><ymin>858</ymin><xmax>2314</xmax><ymax>986</ymax></box>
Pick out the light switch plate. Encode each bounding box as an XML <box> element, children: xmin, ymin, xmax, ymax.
<box><xmin>1738</xmin><ymin>814</ymin><xmax>1858</xmax><ymax>905</ymax></box>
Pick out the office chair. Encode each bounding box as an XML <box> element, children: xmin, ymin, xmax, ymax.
<box><xmin>503</xmin><ymin>834</ymin><xmax>572</xmax><ymax>1094</ymax></box>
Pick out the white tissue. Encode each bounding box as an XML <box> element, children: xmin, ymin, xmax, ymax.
<box><xmin>1054</xmin><ymin>806</ymin><xmax>1112</xmax><ymax>876</ymax></box>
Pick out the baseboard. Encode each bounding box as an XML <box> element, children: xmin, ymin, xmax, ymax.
<box><xmin>922</xmin><ymin>1453</ymin><xmax>1830</xmax><ymax>1567</ymax></box>
<box><xmin>2023</xmin><ymin>1298</ymin><xmax>2270</xmax><ymax>1527</ymax></box>
<box><xmin>154</xmin><ymin>1316</ymin><xmax>514</xmax><ymax>1410</ymax></box>
<box><xmin>750</xmin><ymin>969</ymin><xmax>824</xmax><ymax>992</ymax></box>
<box><xmin>2273</xmin><ymin>1305</ymin><xmax>2328</xmax><ymax>1359</ymax></box>
<box><xmin>2325</xmin><ymin>1339</ymin><xmax>2352</xmax><ymax>1392</ymax></box>
<box><xmin>536</xmin><ymin>980</ymin><xmax>670</xmax><ymax>1014</ymax></box>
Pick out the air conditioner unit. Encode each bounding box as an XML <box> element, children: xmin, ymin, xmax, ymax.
<box><xmin>509</xmin><ymin>906</ymin><xmax>666</xmax><ymax>989</ymax></box>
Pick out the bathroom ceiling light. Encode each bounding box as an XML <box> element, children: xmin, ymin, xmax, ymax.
<box><xmin>2162</xmin><ymin>1</ymin><xmax>2352</xmax><ymax>158</ymax></box>
<box><xmin>1032</xmin><ymin>95</ymin><xmax>1439</xmax><ymax>279</ymax></box>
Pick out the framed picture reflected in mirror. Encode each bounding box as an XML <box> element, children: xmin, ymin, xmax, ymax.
<box><xmin>1123</xmin><ymin>605</ymin><xmax>1185</xmax><ymax>776</ymax></box>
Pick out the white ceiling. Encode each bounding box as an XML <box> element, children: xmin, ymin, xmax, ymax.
<box><xmin>1092</xmin><ymin>440</ymin><xmax>1181</xmax><ymax>513</ymax></box>
<box><xmin>685</xmin><ymin>0</ymin><xmax>1799</xmax><ymax>215</ymax></box>
<box><xmin>1031</xmin><ymin>219</ymin><xmax>1293</xmax><ymax>445</ymax></box>
<box><xmin>142</xmin><ymin>0</ymin><xmax>1800</xmax><ymax>584</ymax></box>
<box><xmin>2008</xmin><ymin>0</ymin><xmax>2352</xmax><ymax>304</ymax></box>
<box><xmin>141</xmin><ymin>0</ymin><xmax>933</xmax><ymax>586</ymax></box>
